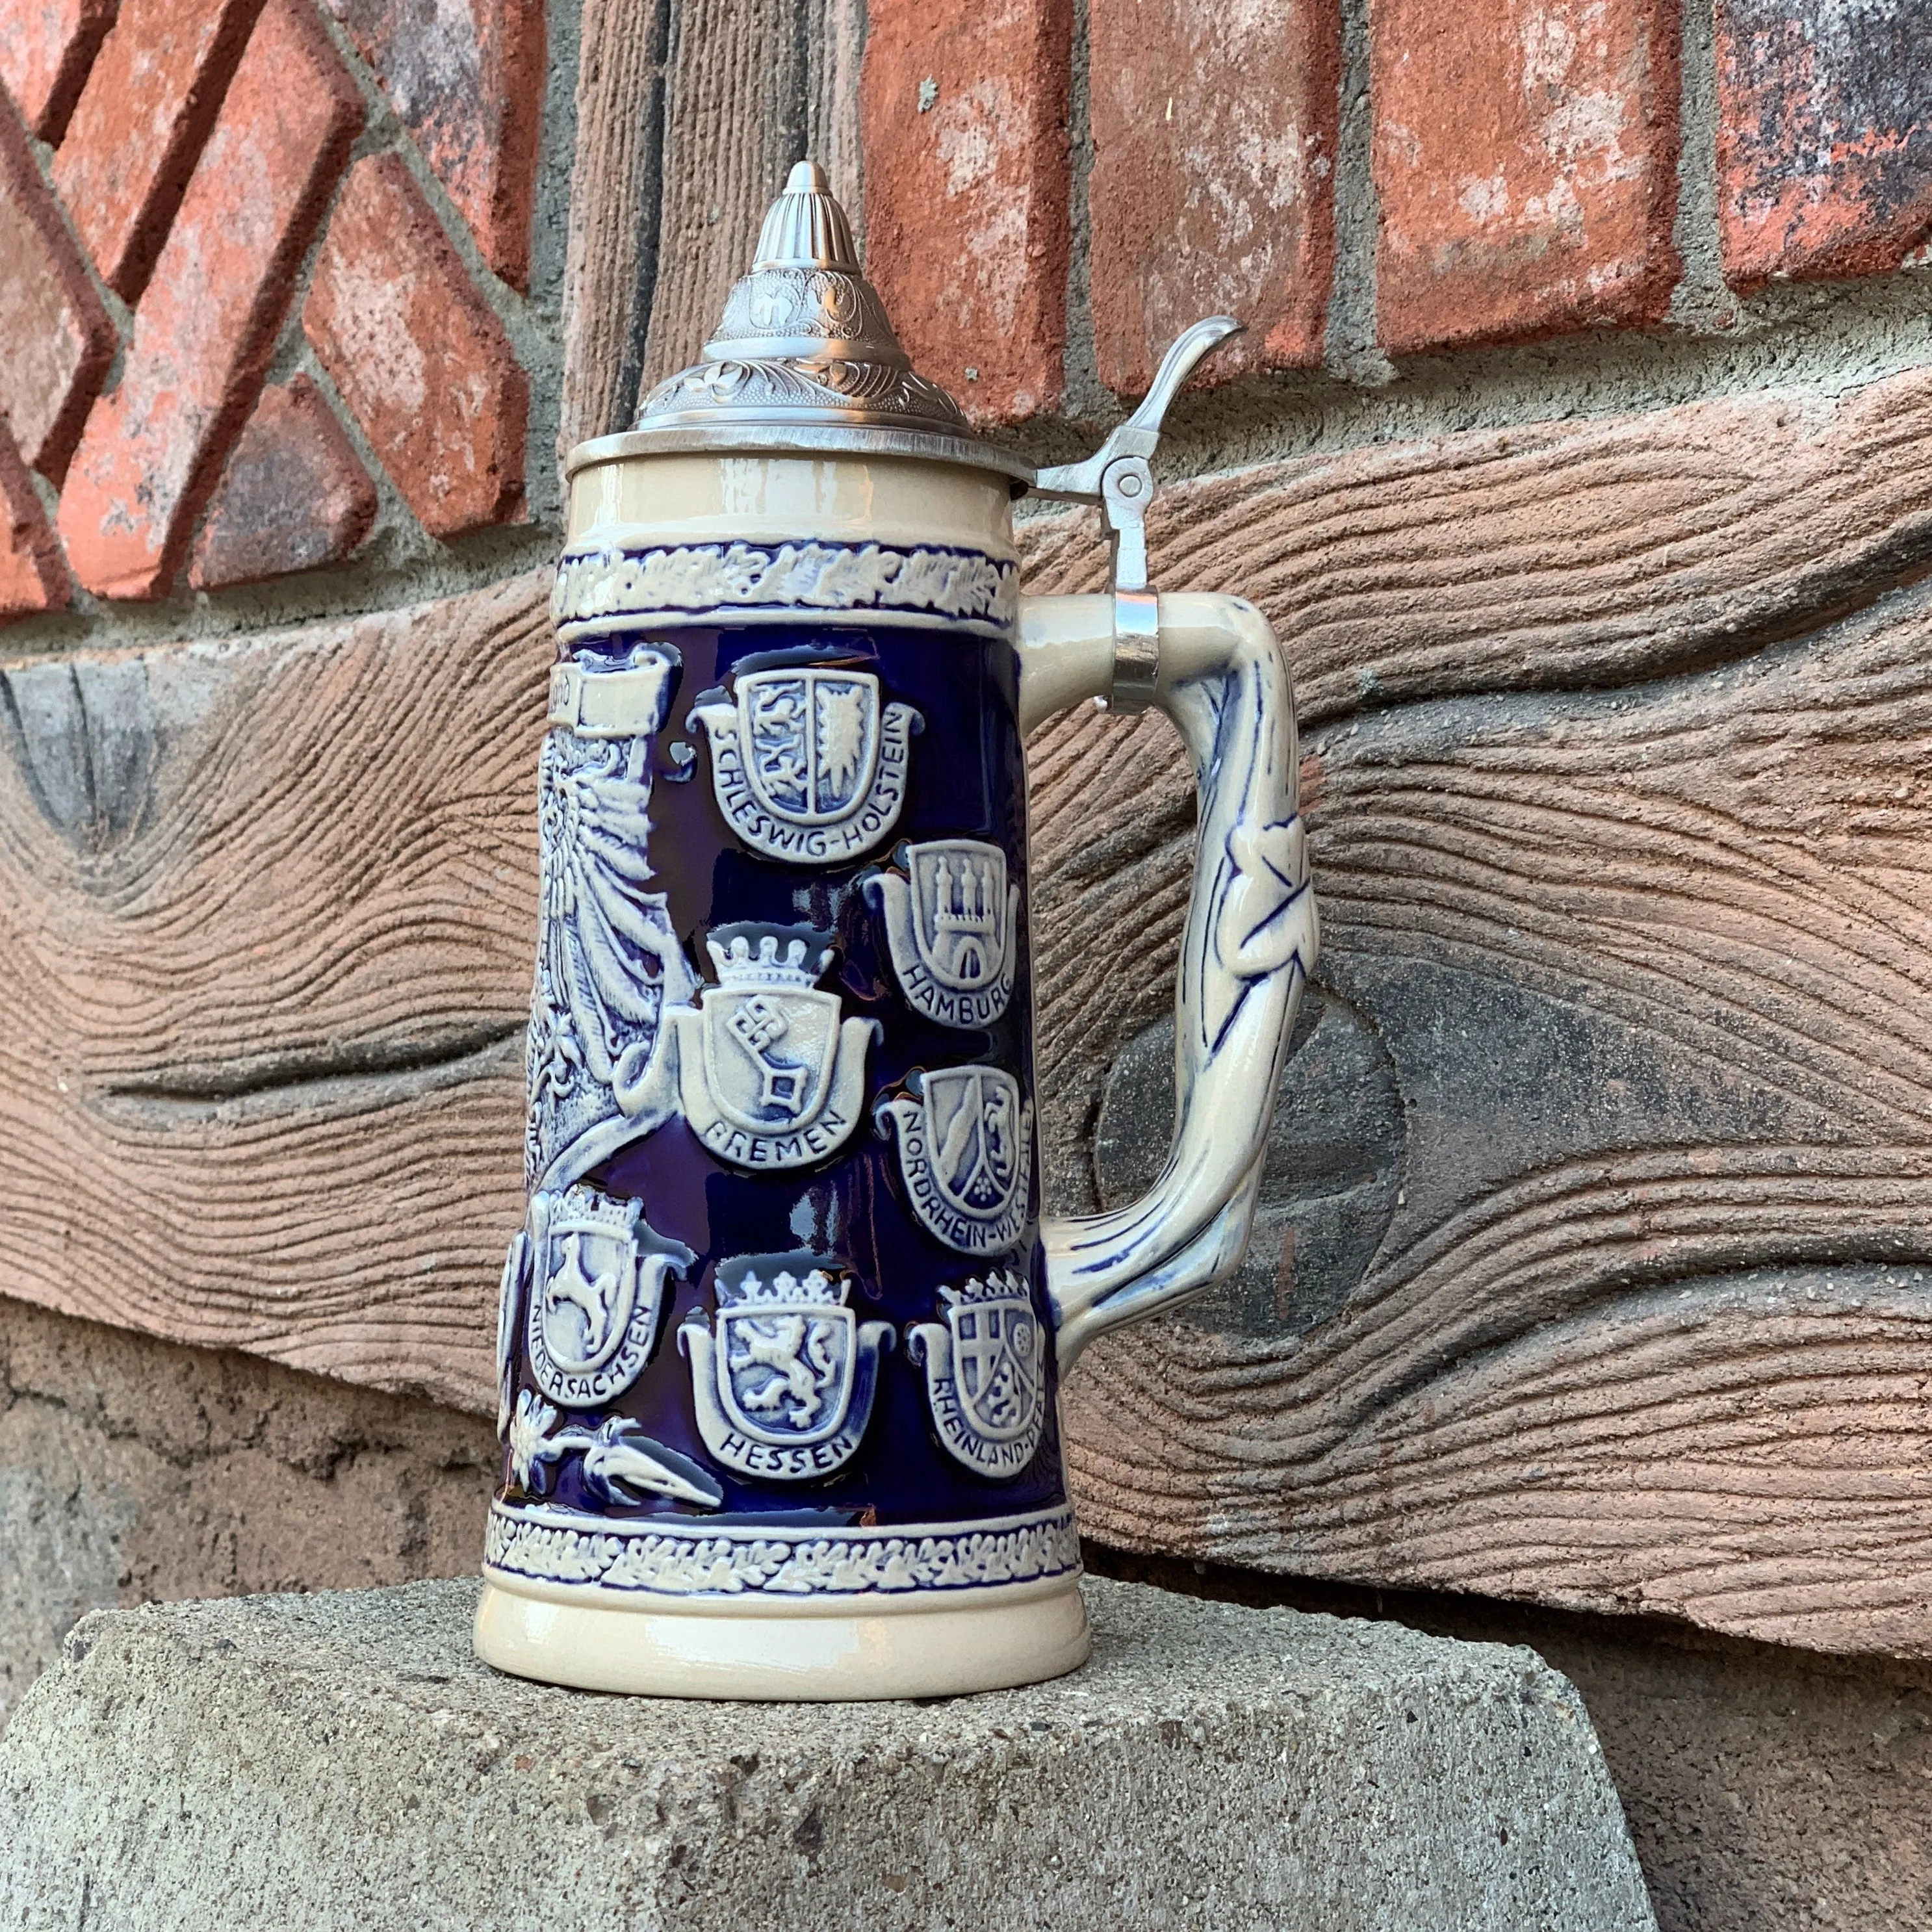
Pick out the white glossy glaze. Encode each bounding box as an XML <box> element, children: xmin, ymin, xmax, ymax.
<box><xmin>565</xmin><ymin>451</ymin><xmax>1018</xmax><ymax>558</ymax></box>
<box><xmin>474</xmin><ymin>1569</ymin><xmax>1089</xmax><ymax>1701</ymax></box>
<box><xmin>1018</xmin><ymin>593</ymin><xmax>1318</xmax><ymax>1367</ymax></box>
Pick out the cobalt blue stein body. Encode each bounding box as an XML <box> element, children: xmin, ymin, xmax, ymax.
<box><xmin>475</xmin><ymin>164</ymin><xmax>1319</xmax><ymax>1699</ymax></box>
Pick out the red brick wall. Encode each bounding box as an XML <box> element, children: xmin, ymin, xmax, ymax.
<box><xmin>864</xmin><ymin>0</ymin><xmax>1932</xmax><ymax>422</ymax></box>
<box><xmin>6</xmin><ymin>1</ymin><xmax>1932</xmax><ymax>590</ymax></box>
<box><xmin>0</xmin><ymin>0</ymin><xmax>543</xmax><ymax>615</ymax></box>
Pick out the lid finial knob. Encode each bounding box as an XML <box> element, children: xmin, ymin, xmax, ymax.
<box><xmin>754</xmin><ymin>160</ymin><xmax>861</xmax><ymax>272</ymax></box>
<box><xmin>617</xmin><ymin>157</ymin><xmax>1030</xmax><ymax>486</ymax></box>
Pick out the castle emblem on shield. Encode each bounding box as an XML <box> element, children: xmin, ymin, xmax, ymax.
<box><xmin>522</xmin><ymin>1185</ymin><xmax>694</xmax><ymax>1408</ymax></box>
<box><xmin>634</xmin><ymin>927</ymin><xmax>879</xmax><ymax>1169</ymax></box>
<box><xmin>878</xmin><ymin>1064</ymin><xmax>1034</xmax><ymax>1254</ymax></box>
<box><xmin>907</xmin><ymin>1268</ymin><xmax>1047</xmax><ymax>1477</ymax></box>
<box><xmin>864</xmin><ymin>838</ymin><xmax>1020</xmax><ymax>1027</ymax></box>
<box><xmin>678</xmin><ymin>1255</ymin><xmax>893</xmax><ymax>1480</ymax></box>
<box><xmin>688</xmin><ymin>666</ymin><xmax>920</xmax><ymax>862</ymax></box>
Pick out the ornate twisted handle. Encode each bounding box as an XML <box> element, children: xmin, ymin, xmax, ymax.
<box><xmin>1021</xmin><ymin>319</ymin><xmax>1316</xmax><ymax>1371</ymax></box>
<box><xmin>1019</xmin><ymin>595</ymin><xmax>1315</xmax><ymax>1369</ymax></box>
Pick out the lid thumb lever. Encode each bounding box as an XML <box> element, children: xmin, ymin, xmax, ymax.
<box><xmin>1031</xmin><ymin>317</ymin><xmax>1243</xmax><ymax>714</ymax></box>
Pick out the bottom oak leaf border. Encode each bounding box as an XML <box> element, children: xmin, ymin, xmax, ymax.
<box><xmin>485</xmin><ymin>1500</ymin><xmax>1081</xmax><ymax>1597</ymax></box>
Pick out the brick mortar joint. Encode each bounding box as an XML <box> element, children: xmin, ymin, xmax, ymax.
<box><xmin>1325</xmin><ymin>0</ymin><xmax>1388</xmax><ymax>385</ymax></box>
<box><xmin>10</xmin><ymin>88</ymin><xmax>133</xmax><ymax>400</ymax></box>
<box><xmin>1057</xmin><ymin>0</ymin><xmax>1102</xmax><ymax>424</ymax></box>
<box><xmin>17</xmin><ymin>0</ymin><xmax>1932</xmax><ymax>650</ymax></box>
<box><xmin>3</xmin><ymin>0</ymin><xmax>573</xmax><ymax>643</ymax></box>
<box><xmin>1668</xmin><ymin>0</ymin><xmax>1733</xmax><ymax>329</ymax></box>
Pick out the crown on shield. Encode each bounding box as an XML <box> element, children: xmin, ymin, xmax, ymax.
<box><xmin>706</xmin><ymin>925</ymin><xmax>834</xmax><ymax>989</ymax></box>
<box><xmin>717</xmin><ymin>1257</ymin><xmax>849</xmax><ymax>1307</ymax></box>
<box><xmin>551</xmin><ymin>1183</ymin><xmax>641</xmax><ymax>1240</ymax></box>
<box><xmin>939</xmin><ymin>1266</ymin><xmax>1029</xmax><ymax>1307</ymax></box>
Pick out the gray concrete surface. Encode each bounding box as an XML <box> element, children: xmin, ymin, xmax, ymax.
<box><xmin>0</xmin><ymin>1573</ymin><xmax>1655</xmax><ymax>1932</ymax></box>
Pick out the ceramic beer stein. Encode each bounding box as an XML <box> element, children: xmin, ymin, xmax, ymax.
<box><xmin>474</xmin><ymin>162</ymin><xmax>1317</xmax><ymax>1700</ymax></box>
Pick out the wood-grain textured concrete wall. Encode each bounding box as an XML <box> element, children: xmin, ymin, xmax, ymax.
<box><xmin>10</xmin><ymin>0</ymin><xmax>1932</xmax><ymax>1679</ymax></box>
<box><xmin>9</xmin><ymin>357</ymin><xmax>1932</xmax><ymax>1654</ymax></box>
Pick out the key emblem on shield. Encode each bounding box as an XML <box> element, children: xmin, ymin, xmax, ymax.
<box><xmin>634</xmin><ymin>926</ymin><xmax>879</xmax><ymax>1170</ymax></box>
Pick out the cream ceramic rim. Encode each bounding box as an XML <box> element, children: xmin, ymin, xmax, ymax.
<box><xmin>473</xmin><ymin>1571</ymin><xmax>1090</xmax><ymax>1701</ymax></box>
<box><xmin>562</xmin><ymin>450</ymin><xmax>1018</xmax><ymax>558</ymax></box>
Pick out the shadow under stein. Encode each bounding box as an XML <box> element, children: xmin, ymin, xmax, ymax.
<box><xmin>473</xmin><ymin>162</ymin><xmax>1319</xmax><ymax>1699</ymax></box>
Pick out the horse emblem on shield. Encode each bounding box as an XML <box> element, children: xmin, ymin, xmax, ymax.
<box><xmin>678</xmin><ymin>1255</ymin><xmax>893</xmax><ymax>1480</ymax></box>
<box><xmin>877</xmin><ymin>1064</ymin><xmax>1033</xmax><ymax>1254</ymax></box>
<box><xmin>864</xmin><ymin>838</ymin><xmax>1020</xmax><ymax>1027</ymax></box>
<box><xmin>908</xmin><ymin>1268</ymin><xmax>1047</xmax><ymax>1476</ymax></box>
<box><xmin>522</xmin><ymin>1185</ymin><xmax>693</xmax><ymax>1408</ymax></box>
<box><xmin>688</xmin><ymin>667</ymin><xmax>920</xmax><ymax>862</ymax></box>
<box><xmin>634</xmin><ymin>926</ymin><xmax>878</xmax><ymax>1169</ymax></box>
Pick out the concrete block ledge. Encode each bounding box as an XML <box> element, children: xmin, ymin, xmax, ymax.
<box><xmin>0</xmin><ymin>1575</ymin><xmax>1656</xmax><ymax>1931</ymax></box>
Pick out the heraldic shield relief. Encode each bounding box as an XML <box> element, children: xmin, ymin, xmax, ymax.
<box><xmin>879</xmin><ymin>1064</ymin><xmax>1035</xmax><ymax>1255</ymax></box>
<box><xmin>907</xmin><ymin>1268</ymin><xmax>1048</xmax><ymax>1476</ymax></box>
<box><xmin>478</xmin><ymin>160</ymin><xmax>1328</xmax><ymax>1705</ymax></box>
<box><xmin>632</xmin><ymin>927</ymin><xmax>879</xmax><ymax>1170</ymax></box>
<box><xmin>519</xmin><ymin>1185</ymin><xmax>694</xmax><ymax>1408</ymax></box>
<box><xmin>679</xmin><ymin>1255</ymin><xmax>894</xmax><ymax>1480</ymax></box>
<box><xmin>496</xmin><ymin>563</ymin><xmax>1066</xmax><ymax>1643</ymax></box>
<box><xmin>688</xmin><ymin>667</ymin><xmax>920</xmax><ymax>863</ymax></box>
<box><xmin>864</xmin><ymin>838</ymin><xmax>1020</xmax><ymax>1027</ymax></box>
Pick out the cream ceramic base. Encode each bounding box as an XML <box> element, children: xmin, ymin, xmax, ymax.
<box><xmin>474</xmin><ymin>1569</ymin><xmax>1090</xmax><ymax>1701</ymax></box>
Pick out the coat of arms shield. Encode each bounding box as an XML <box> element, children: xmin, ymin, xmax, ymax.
<box><xmin>863</xmin><ymin>837</ymin><xmax>1020</xmax><ymax>1025</ymax></box>
<box><xmin>678</xmin><ymin>1254</ymin><xmax>894</xmax><ymax>1480</ymax></box>
<box><xmin>688</xmin><ymin>667</ymin><xmax>920</xmax><ymax>862</ymax></box>
<box><xmin>907</xmin><ymin>1267</ymin><xmax>1048</xmax><ymax>1476</ymax></box>
<box><xmin>632</xmin><ymin>928</ymin><xmax>879</xmax><ymax>1170</ymax></box>
<box><xmin>699</xmin><ymin>982</ymin><xmax>842</xmax><ymax>1134</ymax></box>
<box><xmin>925</xmin><ymin>1065</ymin><xmax>1026</xmax><ymax>1217</ymax></box>
<box><xmin>742</xmin><ymin>667</ymin><xmax>879</xmax><ymax>823</ymax></box>
<box><xmin>719</xmin><ymin>1295</ymin><xmax>855</xmax><ymax>1447</ymax></box>
<box><xmin>877</xmin><ymin>1064</ymin><xmax>1035</xmax><ymax>1254</ymax></box>
<box><xmin>946</xmin><ymin>1289</ymin><xmax>1042</xmax><ymax>1442</ymax></box>
<box><xmin>523</xmin><ymin>1185</ymin><xmax>691</xmax><ymax>1407</ymax></box>
<box><xmin>908</xmin><ymin>841</ymin><xmax>1012</xmax><ymax>990</ymax></box>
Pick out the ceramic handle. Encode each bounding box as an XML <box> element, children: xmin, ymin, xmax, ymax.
<box><xmin>1018</xmin><ymin>591</ymin><xmax>1318</xmax><ymax>1371</ymax></box>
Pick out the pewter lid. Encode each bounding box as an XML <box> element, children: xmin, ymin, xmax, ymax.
<box><xmin>569</xmin><ymin>161</ymin><xmax>1031</xmax><ymax>487</ymax></box>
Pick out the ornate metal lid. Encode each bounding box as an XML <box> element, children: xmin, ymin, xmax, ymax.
<box><xmin>583</xmin><ymin>161</ymin><xmax>1031</xmax><ymax>488</ymax></box>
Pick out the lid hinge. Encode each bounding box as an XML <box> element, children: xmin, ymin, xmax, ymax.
<box><xmin>1030</xmin><ymin>317</ymin><xmax>1243</xmax><ymax>715</ymax></box>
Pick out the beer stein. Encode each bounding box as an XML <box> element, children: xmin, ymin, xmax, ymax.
<box><xmin>474</xmin><ymin>162</ymin><xmax>1317</xmax><ymax>1699</ymax></box>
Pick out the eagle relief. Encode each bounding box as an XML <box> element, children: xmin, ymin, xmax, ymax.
<box><xmin>688</xmin><ymin>666</ymin><xmax>920</xmax><ymax>863</ymax></box>
<box><xmin>678</xmin><ymin>1255</ymin><xmax>894</xmax><ymax>1480</ymax></box>
<box><xmin>524</xmin><ymin>645</ymin><xmax>699</xmax><ymax>1192</ymax></box>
